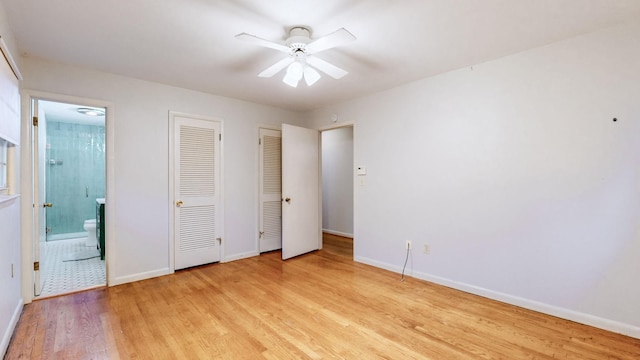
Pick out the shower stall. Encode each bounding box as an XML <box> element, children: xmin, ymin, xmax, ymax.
<box><xmin>44</xmin><ymin>118</ymin><xmax>105</xmax><ymax>240</ymax></box>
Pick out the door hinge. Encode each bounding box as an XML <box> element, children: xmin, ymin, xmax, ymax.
<box><xmin>33</xmin><ymin>116</ymin><xmax>38</xmax><ymax>126</ymax></box>
<box><xmin>219</xmin><ymin>133</ymin><xmax>221</xmax><ymax>141</ymax></box>
<box><xmin>34</xmin><ymin>261</ymin><xmax>40</xmax><ymax>271</ymax></box>
<box><xmin>259</xmin><ymin>231</ymin><xmax>264</xmax><ymax>239</ymax></box>
<box><xmin>259</xmin><ymin>138</ymin><xmax>262</xmax><ymax>145</ymax></box>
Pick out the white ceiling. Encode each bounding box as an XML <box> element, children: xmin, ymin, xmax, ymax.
<box><xmin>4</xmin><ymin>0</ymin><xmax>640</xmax><ymax>111</ymax></box>
<box><xmin>39</xmin><ymin>100</ymin><xmax>105</xmax><ymax>126</ymax></box>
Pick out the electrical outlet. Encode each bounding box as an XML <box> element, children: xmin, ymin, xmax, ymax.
<box><xmin>405</xmin><ymin>240</ymin><xmax>411</xmax><ymax>250</ymax></box>
<box><xmin>423</xmin><ymin>244</ymin><xmax>430</xmax><ymax>254</ymax></box>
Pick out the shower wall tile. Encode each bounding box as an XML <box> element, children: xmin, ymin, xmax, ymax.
<box><xmin>46</xmin><ymin>121</ymin><xmax>105</xmax><ymax>237</ymax></box>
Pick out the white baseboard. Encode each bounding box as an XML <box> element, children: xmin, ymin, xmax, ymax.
<box><xmin>223</xmin><ymin>251</ymin><xmax>259</xmax><ymax>263</ymax></box>
<box><xmin>1</xmin><ymin>298</ymin><xmax>24</xmax><ymax>357</ymax></box>
<box><xmin>110</xmin><ymin>268</ymin><xmax>172</xmax><ymax>286</ymax></box>
<box><xmin>108</xmin><ymin>252</ymin><xmax>262</xmax><ymax>286</ymax></box>
<box><xmin>355</xmin><ymin>256</ymin><xmax>640</xmax><ymax>339</ymax></box>
<box><xmin>322</xmin><ymin>229</ymin><xmax>353</xmax><ymax>238</ymax></box>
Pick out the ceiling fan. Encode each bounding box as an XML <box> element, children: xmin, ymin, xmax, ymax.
<box><xmin>235</xmin><ymin>27</ymin><xmax>356</xmax><ymax>87</ymax></box>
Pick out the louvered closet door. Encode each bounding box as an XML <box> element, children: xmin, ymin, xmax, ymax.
<box><xmin>259</xmin><ymin>128</ymin><xmax>282</xmax><ymax>252</ymax></box>
<box><xmin>174</xmin><ymin>116</ymin><xmax>221</xmax><ymax>270</ymax></box>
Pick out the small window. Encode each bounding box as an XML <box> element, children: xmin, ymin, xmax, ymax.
<box><xmin>0</xmin><ymin>138</ymin><xmax>7</xmax><ymax>191</ymax></box>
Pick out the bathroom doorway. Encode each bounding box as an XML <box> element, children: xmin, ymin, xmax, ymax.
<box><xmin>35</xmin><ymin>99</ymin><xmax>107</xmax><ymax>297</ymax></box>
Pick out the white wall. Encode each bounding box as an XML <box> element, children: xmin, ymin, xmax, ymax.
<box><xmin>321</xmin><ymin>127</ymin><xmax>353</xmax><ymax>237</ymax></box>
<box><xmin>0</xmin><ymin>2</ymin><xmax>23</xmax><ymax>356</ymax></box>
<box><xmin>306</xmin><ymin>20</ymin><xmax>640</xmax><ymax>337</ymax></box>
<box><xmin>0</xmin><ymin>198</ymin><xmax>21</xmax><ymax>356</ymax></box>
<box><xmin>21</xmin><ymin>57</ymin><xmax>304</xmax><ymax>287</ymax></box>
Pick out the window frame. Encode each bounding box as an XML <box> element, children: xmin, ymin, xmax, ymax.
<box><xmin>0</xmin><ymin>137</ymin><xmax>7</xmax><ymax>192</ymax></box>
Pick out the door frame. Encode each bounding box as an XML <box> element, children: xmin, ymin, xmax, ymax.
<box><xmin>168</xmin><ymin>111</ymin><xmax>225</xmax><ymax>271</ymax></box>
<box><xmin>20</xmin><ymin>89</ymin><xmax>115</xmax><ymax>303</ymax></box>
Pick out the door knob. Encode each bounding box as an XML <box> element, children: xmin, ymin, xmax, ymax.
<box><xmin>284</xmin><ymin>197</ymin><xmax>291</xmax><ymax>203</ymax></box>
<box><xmin>42</xmin><ymin>203</ymin><xmax>53</xmax><ymax>208</ymax></box>
<box><xmin>176</xmin><ymin>200</ymin><xmax>183</xmax><ymax>207</ymax></box>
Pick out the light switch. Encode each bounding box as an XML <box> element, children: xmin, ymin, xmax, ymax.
<box><xmin>356</xmin><ymin>166</ymin><xmax>367</xmax><ymax>175</ymax></box>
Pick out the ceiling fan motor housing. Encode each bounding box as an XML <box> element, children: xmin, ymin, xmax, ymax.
<box><xmin>286</xmin><ymin>27</ymin><xmax>311</xmax><ymax>52</ymax></box>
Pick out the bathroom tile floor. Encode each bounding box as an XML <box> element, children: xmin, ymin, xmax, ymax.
<box><xmin>39</xmin><ymin>237</ymin><xmax>106</xmax><ymax>298</ymax></box>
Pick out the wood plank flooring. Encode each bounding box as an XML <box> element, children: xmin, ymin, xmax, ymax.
<box><xmin>6</xmin><ymin>234</ymin><xmax>640</xmax><ymax>359</ymax></box>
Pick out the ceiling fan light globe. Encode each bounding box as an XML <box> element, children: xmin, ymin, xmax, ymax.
<box><xmin>286</xmin><ymin>61</ymin><xmax>304</xmax><ymax>79</ymax></box>
<box><xmin>303</xmin><ymin>66</ymin><xmax>321</xmax><ymax>86</ymax></box>
<box><xmin>282</xmin><ymin>71</ymin><xmax>300</xmax><ymax>87</ymax></box>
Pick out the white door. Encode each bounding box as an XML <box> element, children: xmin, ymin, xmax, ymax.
<box><xmin>259</xmin><ymin>128</ymin><xmax>282</xmax><ymax>252</ymax></box>
<box><xmin>173</xmin><ymin>114</ymin><xmax>222</xmax><ymax>270</ymax></box>
<box><xmin>281</xmin><ymin>124</ymin><xmax>321</xmax><ymax>260</ymax></box>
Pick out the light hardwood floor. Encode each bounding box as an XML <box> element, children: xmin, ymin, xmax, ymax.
<box><xmin>6</xmin><ymin>234</ymin><xmax>639</xmax><ymax>359</ymax></box>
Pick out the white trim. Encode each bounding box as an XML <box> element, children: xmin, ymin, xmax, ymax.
<box><xmin>110</xmin><ymin>268</ymin><xmax>172</xmax><ymax>286</ymax></box>
<box><xmin>223</xmin><ymin>250</ymin><xmax>260</xmax><ymax>263</ymax></box>
<box><xmin>317</xmin><ymin>120</ymin><xmax>355</xmax><ymax>131</ymax></box>
<box><xmin>255</xmin><ymin>126</ymin><xmax>261</xmax><ymax>254</ymax></box>
<box><xmin>322</xmin><ymin>228</ymin><xmax>353</xmax><ymax>238</ymax></box>
<box><xmin>168</xmin><ymin>112</ymin><xmax>176</xmax><ymax>273</ymax></box>
<box><xmin>19</xmin><ymin>92</ymin><xmax>32</xmax><ymax>303</ymax></box>
<box><xmin>168</xmin><ymin>111</ymin><xmax>225</xmax><ymax>269</ymax></box>
<box><xmin>0</xmin><ymin>194</ymin><xmax>19</xmax><ymax>206</ymax></box>
<box><xmin>355</xmin><ymin>256</ymin><xmax>640</xmax><ymax>339</ymax></box>
<box><xmin>0</xmin><ymin>36</ymin><xmax>23</xmax><ymax>80</ymax></box>
<box><xmin>20</xmin><ymin>89</ymin><xmax>115</xmax><ymax>302</ymax></box>
<box><xmin>0</xmin><ymin>298</ymin><xmax>23</xmax><ymax>357</ymax></box>
<box><xmin>257</xmin><ymin>123</ymin><xmax>281</xmax><ymax>131</ymax></box>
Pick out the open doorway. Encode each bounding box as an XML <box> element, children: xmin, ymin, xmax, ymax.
<box><xmin>257</xmin><ymin>124</ymin><xmax>354</xmax><ymax>259</ymax></box>
<box><xmin>320</xmin><ymin>126</ymin><xmax>354</xmax><ymax>258</ymax></box>
<box><xmin>34</xmin><ymin>99</ymin><xmax>106</xmax><ymax>297</ymax></box>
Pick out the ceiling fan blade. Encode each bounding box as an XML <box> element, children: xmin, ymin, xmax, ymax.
<box><xmin>235</xmin><ymin>33</ymin><xmax>291</xmax><ymax>53</ymax></box>
<box><xmin>306</xmin><ymin>57</ymin><xmax>348</xmax><ymax>79</ymax></box>
<box><xmin>306</xmin><ymin>28</ymin><xmax>356</xmax><ymax>53</ymax></box>
<box><xmin>258</xmin><ymin>57</ymin><xmax>295</xmax><ymax>78</ymax></box>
